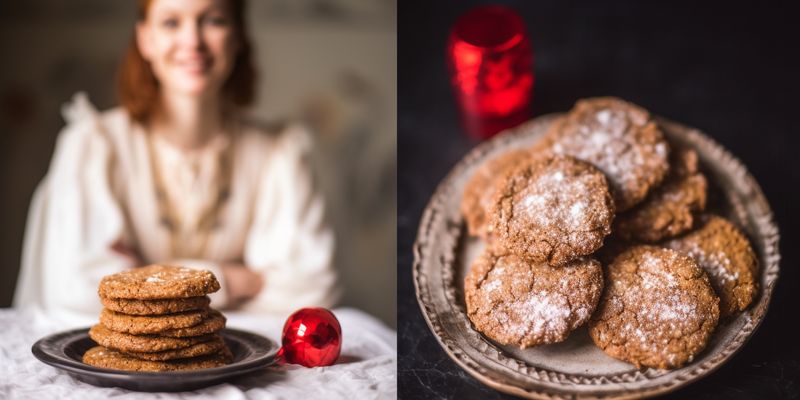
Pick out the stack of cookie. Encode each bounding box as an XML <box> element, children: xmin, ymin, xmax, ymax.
<box><xmin>83</xmin><ymin>265</ymin><xmax>233</xmax><ymax>372</ymax></box>
<box><xmin>462</xmin><ymin>97</ymin><xmax>758</xmax><ymax>370</ymax></box>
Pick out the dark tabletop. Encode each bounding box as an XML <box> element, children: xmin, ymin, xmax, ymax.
<box><xmin>398</xmin><ymin>1</ymin><xmax>800</xmax><ymax>399</ymax></box>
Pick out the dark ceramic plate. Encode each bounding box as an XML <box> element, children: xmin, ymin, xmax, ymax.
<box><xmin>32</xmin><ymin>327</ymin><xmax>279</xmax><ymax>392</ymax></box>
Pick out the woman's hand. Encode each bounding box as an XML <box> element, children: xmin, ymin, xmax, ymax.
<box><xmin>221</xmin><ymin>264</ymin><xmax>264</xmax><ymax>308</ymax></box>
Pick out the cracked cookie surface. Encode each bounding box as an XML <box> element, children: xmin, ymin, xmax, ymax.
<box><xmin>120</xmin><ymin>335</ymin><xmax>226</xmax><ymax>361</ymax></box>
<box><xmin>83</xmin><ymin>345</ymin><xmax>232</xmax><ymax>372</ymax></box>
<box><xmin>465</xmin><ymin>250</ymin><xmax>603</xmax><ymax>348</ymax></box>
<box><xmin>616</xmin><ymin>146</ymin><xmax>707</xmax><ymax>242</ymax></box>
<box><xmin>542</xmin><ymin>97</ymin><xmax>669</xmax><ymax>211</ymax></box>
<box><xmin>461</xmin><ymin>149</ymin><xmax>534</xmax><ymax>238</ymax></box>
<box><xmin>100</xmin><ymin>295</ymin><xmax>210</xmax><ymax>315</ymax></box>
<box><xmin>589</xmin><ymin>246</ymin><xmax>719</xmax><ymax>369</ymax></box>
<box><xmin>99</xmin><ymin>308</ymin><xmax>209</xmax><ymax>335</ymax></box>
<box><xmin>89</xmin><ymin>323</ymin><xmax>216</xmax><ymax>353</ymax></box>
<box><xmin>158</xmin><ymin>310</ymin><xmax>227</xmax><ymax>338</ymax></box>
<box><xmin>98</xmin><ymin>264</ymin><xmax>220</xmax><ymax>300</ymax></box>
<box><xmin>487</xmin><ymin>154</ymin><xmax>614</xmax><ymax>266</ymax></box>
<box><xmin>665</xmin><ymin>215</ymin><xmax>758</xmax><ymax>318</ymax></box>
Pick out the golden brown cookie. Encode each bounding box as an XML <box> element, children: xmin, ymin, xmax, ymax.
<box><xmin>460</xmin><ymin>149</ymin><xmax>533</xmax><ymax>237</ymax></box>
<box><xmin>121</xmin><ymin>335</ymin><xmax>227</xmax><ymax>361</ymax></box>
<box><xmin>615</xmin><ymin>146</ymin><xmax>707</xmax><ymax>242</ymax></box>
<box><xmin>465</xmin><ymin>250</ymin><xmax>604</xmax><ymax>348</ymax></box>
<box><xmin>100</xmin><ymin>295</ymin><xmax>211</xmax><ymax>316</ymax></box>
<box><xmin>665</xmin><ymin>215</ymin><xmax>758</xmax><ymax>318</ymax></box>
<box><xmin>589</xmin><ymin>246</ymin><xmax>720</xmax><ymax>369</ymax></box>
<box><xmin>98</xmin><ymin>265</ymin><xmax>220</xmax><ymax>300</ymax></box>
<box><xmin>83</xmin><ymin>346</ymin><xmax>232</xmax><ymax>372</ymax></box>
<box><xmin>159</xmin><ymin>310</ymin><xmax>227</xmax><ymax>338</ymax></box>
<box><xmin>89</xmin><ymin>323</ymin><xmax>216</xmax><ymax>353</ymax></box>
<box><xmin>488</xmin><ymin>154</ymin><xmax>614</xmax><ymax>266</ymax></box>
<box><xmin>543</xmin><ymin>97</ymin><xmax>670</xmax><ymax>211</ymax></box>
<box><xmin>99</xmin><ymin>308</ymin><xmax>209</xmax><ymax>335</ymax></box>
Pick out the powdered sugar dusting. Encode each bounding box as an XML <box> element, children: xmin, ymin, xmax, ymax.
<box><xmin>496</xmin><ymin>290</ymin><xmax>571</xmax><ymax>340</ymax></box>
<box><xmin>523</xmin><ymin>195</ymin><xmax>546</xmax><ymax>211</ymax></box>
<box><xmin>603</xmin><ymin>247</ymin><xmax>718</xmax><ymax>366</ymax></box>
<box><xmin>514</xmin><ymin>163</ymin><xmax>610</xmax><ymax>233</ymax></box>
<box><xmin>573</xmin><ymin>303</ymin><xmax>592</xmax><ymax>322</ymax></box>
<box><xmin>596</xmin><ymin>109</ymin><xmax>612</xmax><ymax>124</ymax></box>
<box><xmin>655</xmin><ymin>142</ymin><xmax>668</xmax><ymax>157</ymax></box>
<box><xmin>570</xmin><ymin>202</ymin><xmax>586</xmax><ymax>219</ymax></box>
<box><xmin>481</xmin><ymin>279</ymin><xmax>501</xmax><ymax>294</ymax></box>
<box><xmin>141</xmin><ymin>266</ymin><xmax>197</xmax><ymax>283</ymax></box>
<box><xmin>550</xmin><ymin>103</ymin><xmax>668</xmax><ymax>209</ymax></box>
<box><xmin>640</xmin><ymin>252</ymin><xmax>678</xmax><ymax>288</ymax></box>
<box><xmin>639</xmin><ymin>292</ymin><xmax>698</xmax><ymax>322</ymax></box>
<box><xmin>621</xmin><ymin>283</ymin><xmax>704</xmax><ymax>360</ymax></box>
<box><xmin>680</xmin><ymin>242</ymin><xmax>738</xmax><ymax>285</ymax></box>
<box><xmin>473</xmin><ymin>256</ymin><xmax>602</xmax><ymax>347</ymax></box>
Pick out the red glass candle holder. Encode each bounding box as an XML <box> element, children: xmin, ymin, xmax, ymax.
<box><xmin>448</xmin><ymin>5</ymin><xmax>534</xmax><ymax>140</ymax></box>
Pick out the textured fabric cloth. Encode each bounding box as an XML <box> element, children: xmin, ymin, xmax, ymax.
<box><xmin>14</xmin><ymin>92</ymin><xmax>340</xmax><ymax>316</ymax></box>
<box><xmin>0</xmin><ymin>307</ymin><xmax>396</xmax><ymax>399</ymax></box>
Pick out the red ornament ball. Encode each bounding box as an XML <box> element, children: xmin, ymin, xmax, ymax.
<box><xmin>278</xmin><ymin>307</ymin><xmax>342</xmax><ymax>367</ymax></box>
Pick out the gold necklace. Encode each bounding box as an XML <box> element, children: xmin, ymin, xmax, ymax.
<box><xmin>147</xmin><ymin>130</ymin><xmax>235</xmax><ymax>259</ymax></box>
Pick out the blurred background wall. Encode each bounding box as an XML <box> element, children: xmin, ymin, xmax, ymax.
<box><xmin>0</xmin><ymin>0</ymin><xmax>397</xmax><ymax>327</ymax></box>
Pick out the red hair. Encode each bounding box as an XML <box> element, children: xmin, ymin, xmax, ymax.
<box><xmin>117</xmin><ymin>0</ymin><xmax>256</xmax><ymax>123</ymax></box>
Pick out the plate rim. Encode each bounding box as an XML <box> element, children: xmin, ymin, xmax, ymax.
<box><xmin>32</xmin><ymin>326</ymin><xmax>278</xmax><ymax>379</ymax></box>
<box><xmin>412</xmin><ymin>113</ymin><xmax>781</xmax><ymax>399</ymax></box>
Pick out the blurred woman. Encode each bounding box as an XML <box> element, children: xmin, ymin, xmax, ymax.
<box><xmin>14</xmin><ymin>0</ymin><xmax>339</xmax><ymax>319</ymax></box>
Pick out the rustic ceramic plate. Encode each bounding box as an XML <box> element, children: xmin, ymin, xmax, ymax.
<box><xmin>32</xmin><ymin>327</ymin><xmax>278</xmax><ymax>392</ymax></box>
<box><xmin>413</xmin><ymin>113</ymin><xmax>780</xmax><ymax>399</ymax></box>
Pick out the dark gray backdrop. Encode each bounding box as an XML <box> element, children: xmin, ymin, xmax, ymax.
<box><xmin>399</xmin><ymin>0</ymin><xmax>800</xmax><ymax>398</ymax></box>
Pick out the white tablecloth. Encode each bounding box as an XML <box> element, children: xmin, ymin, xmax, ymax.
<box><xmin>0</xmin><ymin>307</ymin><xmax>396</xmax><ymax>399</ymax></box>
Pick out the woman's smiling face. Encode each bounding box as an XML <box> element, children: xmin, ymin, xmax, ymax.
<box><xmin>136</xmin><ymin>0</ymin><xmax>238</xmax><ymax>99</ymax></box>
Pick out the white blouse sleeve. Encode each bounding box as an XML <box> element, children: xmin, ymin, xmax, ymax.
<box><xmin>242</xmin><ymin>124</ymin><xmax>341</xmax><ymax>314</ymax></box>
<box><xmin>13</xmin><ymin>94</ymin><xmax>135</xmax><ymax>318</ymax></box>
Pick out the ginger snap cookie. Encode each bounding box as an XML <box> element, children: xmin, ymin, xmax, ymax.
<box><xmin>98</xmin><ymin>264</ymin><xmax>220</xmax><ymax>300</ymax></box>
<box><xmin>465</xmin><ymin>250</ymin><xmax>604</xmax><ymax>348</ymax></box>
<box><xmin>461</xmin><ymin>149</ymin><xmax>534</xmax><ymax>237</ymax></box>
<box><xmin>120</xmin><ymin>335</ymin><xmax>227</xmax><ymax>361</ymax></box>
<box><xmin>89</xmin><ymin>324</ymin><xmax>216</xmax><ymax>353</ymax></box>
<box><xmin>85</xmin><ymin>265</ymin><xmax>233</xmax><ymax>372</ymax></box>
<box><xmin>616</xmin><ymin>145</ymin><xmax>707</xmax><ymax>242</ymax></box>
<box><xmin>159</xmin><ymin>310</ymin><xmax>227</xmax><ymax>338</ymax></box>
<box><xmin>83</xmin><ymin>346</ymin><xmax>232</xmax><ymax>372</ymax></box>
<box><xmin>665</xmin><ymin>215</ymin><xmax>758</xmax><ymax>318</ymax></box>
<box><xmin>487</xmin><ymin>154</ymin><xmax>614</xmax><ymax>266</ymax></box>
<box><xmin>543</xmin><ymin>97</ymin><xmax>670</xmax><ymax>211</ymax></box>
<box><xmin>589</xmin><ymin>246</ymin><xmax>720</xmax><ymax>369</ymax></box>
<box><xmin>99</xmin><ymin>308</ymin><xmax>209</xmax><ymax>335</ymax></box>
<box><xmin>100</xmin><ymin>295</ymin><xmax>211</xmax><ymax>316</ymax></box>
